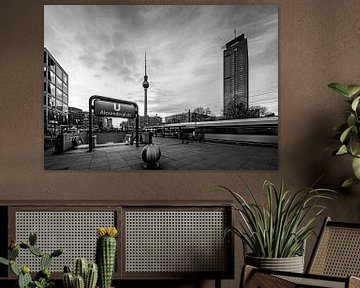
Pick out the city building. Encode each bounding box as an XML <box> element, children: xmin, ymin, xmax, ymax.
<box><xmin>165</xmin><ymin>112</ymin><xmax>216</xmax><ymax>124</ymax></box>
<box><xmin>44</xmin><ymin>47</ymin><xmax>69</xmax><ymax>135</ymax></box>
<box><xmin>223</xmin><ymin>33</ymin><xmax>249</xmax><ymax>118</ymax></box>
<box><xmin>127</xmin><ymin>115</ymin><xmax>162</xmax><ymax>130</ymax></box>
<box><xmin>68</xmin><ymin>107</ymin><xmax>85</xmax><ymax>128</ymax></box>
<box><xmin>165</xmin><ymin>113</ymin><xmax>189</xmax><ymax>124</ymax></box>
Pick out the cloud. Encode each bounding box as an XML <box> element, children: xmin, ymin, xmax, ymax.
<box><xmin>44</xmin><ymin>5</ymin><xmax>278</xmax><ymax>118</ymax></box>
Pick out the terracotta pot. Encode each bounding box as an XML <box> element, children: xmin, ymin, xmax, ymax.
<box><xmin>245</xmin><ymin>254</ymin><xmax>304</xmax><ymax>273</ymax></box>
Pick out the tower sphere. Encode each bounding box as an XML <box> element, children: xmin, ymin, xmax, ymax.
<box><xmin>143</xmin><ymin>76</ymin><xmax>149</xmax><ymax>88</ymax></box>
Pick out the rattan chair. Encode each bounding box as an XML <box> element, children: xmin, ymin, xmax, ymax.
<box><xmin>241</xmin><ymin>217</ymin><xmax>360</xmax><ymax>288</ymax></box>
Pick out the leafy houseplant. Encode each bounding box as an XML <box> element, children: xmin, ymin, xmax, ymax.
<box><xmin>0</xmin><ymin>232</ymin><xmax>63</xmax><ymax>288</ymax></box>
<box><xmin>328</xmin><ymin>83</ymin><xmax>360</xmax><ymax>187</ymax></box>
<box><xmin>221</xmin><ymin>179</ymin><xmax>334</xmax><ymax>272</ymax></box>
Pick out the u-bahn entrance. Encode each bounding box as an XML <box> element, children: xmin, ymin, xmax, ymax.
<box><xmin>88</xmin><ymin>95</ymin><xmax>139</xmax><ymax>152</ymax></box>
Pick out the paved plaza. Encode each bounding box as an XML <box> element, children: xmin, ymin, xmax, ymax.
<box><xmin>44</xmin><ymin>137</ymin><xmax>277</xmax><ymax>170</ymax></box>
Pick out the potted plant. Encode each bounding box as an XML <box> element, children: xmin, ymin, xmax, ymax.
<box><xmin>328</xmin><ymin>83</ymin><xmax>360</xmax><ymax>187</ymax></box>
<box><xmin>62</xmin><ymin>258</ymin><xmax>98</xmax><ymax>288</ymax></box>
<box><xmin>0</xmin><ymin>232</ymin><xmax>63</xmax><ymax>288</ymax></box>
<box><xmin>220</xmin><ymin>179</ymin><xmax>335</xmax><ymax>273</ymax></box>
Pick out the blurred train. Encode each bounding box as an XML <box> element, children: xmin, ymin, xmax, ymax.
<box><xmin>149</xmin><ymin>116</ymin><xmax>278</xmax><ymax>147</ymax></box>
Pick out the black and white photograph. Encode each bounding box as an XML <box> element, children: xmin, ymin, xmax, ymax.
<box><xmin>44</xmin><ymin>5</ymin><xmax>278</xmax><ymax>170</ymax></box>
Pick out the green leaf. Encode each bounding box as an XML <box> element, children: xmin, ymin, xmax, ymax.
<box><xmin>342</xmin><ymin>177</ymin><xmax>360</xmax><ymax>187</ymax></box>
<box><xmin>0</xmin><ymin>257</ymin><xmax>9</xmax><ymax>266</ymax></box>
<box><xmin>328</xmin><ymin>83</ymin><xmax>351</xmax><ymax>97</ymax></box>
<box><xmin>340</xmin><ymin>126</ymin><xmax>353</xmax><ymax>143</ymax></box>
<box><xmin>336</xmin><ymin>145</ymin><xmax>348</xmax><ymax>155</ymax></box>
<box><xmin>347</xmin><ymin>85</ymin><xmax>360</xmax><ymax>97</ymax></box>
<box><xmin>351</xmin><ymin>96</ymin><xmax>360</xmax><ymax>111</ymax></box>
<box><xmin>352</xmin><ymin>157</ymin><xmax>360</xmax><ymax>179</ymax></box>
<box><xmin>347</xmin><ymin>114</ymin><xmax>356</xmax><ymax>128</ymax></box>
<box><xmin>10</xmin><ymin>261</ymin><xmax>20</xmax><ymax>276</ymax></box>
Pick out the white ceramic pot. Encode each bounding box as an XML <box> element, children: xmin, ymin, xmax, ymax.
<box><xmin>245</xmin><ymin>254</ymin><xmax>305</xmax><ymax>273</ymax></box>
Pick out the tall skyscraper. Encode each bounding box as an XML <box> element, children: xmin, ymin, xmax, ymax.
<box><xmin>223</xmin><ymin>33</ymin><xmax>249</xmax><ymax>118</ymax></box>
<box><xmin>142</xmin><ymin>52</ymin><xmax>149</xmax><ymax>127</ymax></box>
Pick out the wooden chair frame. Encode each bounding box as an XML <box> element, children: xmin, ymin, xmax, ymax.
<box><xmin>241</xmin><ymin>217</ymin><xmax>360</xmax><ymax>288</ymax></box>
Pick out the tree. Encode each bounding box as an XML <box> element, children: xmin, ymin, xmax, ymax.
<box><xmin>249</xmin><ymin>105</ymin><xmax>269</xmax><ymax>117</ymax></box>
<box><xmin>224</xmin><ymin>101</ymin><xmax>247</xmax><ymax>119</ymax></box>
<box><xmin>193</xmin><ymin>107</ymin><xmax>212</xmax><ymax>116</ymax></box>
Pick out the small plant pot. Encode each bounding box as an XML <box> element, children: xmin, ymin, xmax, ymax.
<box><xmin>245</xmin><ymin>254</ymin><xmax>305</xmax><ymax>273</ymax></box>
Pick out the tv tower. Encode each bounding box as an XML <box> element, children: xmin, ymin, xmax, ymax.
<box><xmin>142</xmin><ymin>52</ymin><xmax>149</xmax><ymax>127</ymax></box>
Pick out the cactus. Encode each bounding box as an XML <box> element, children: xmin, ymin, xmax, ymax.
<box><xmin>63</xmin><ymin>272</ymin><xmax>74</xmax><ymax>288</ymax></box>
<box><xmin>18</xmin><ymin>270</ymin><xmax>32</xmax><ymax>288</ymax></box>
<box><xmin>29</xmin><ymin>232</ymin><xmax>37</xmax><ymax>246</ymax></box>
<box><xmin>10</xmin><ymin>260</ymin><xmax>21</xmax><ymax>276</ymax></box>
<box><xmin>63</xmin><ymin>265</ymin><xmax>72</xmax><ymax>273</ymax></box>
<box><xmin>74</xmin><ymin>275</ymin><xmax>85</xmax><ymax>288</ymax></box>
<box><xmin>35</xmin><ymin>268</ymin><xmax>51</xmax><ymax>281</ymax></box>
<box><xmin>29</xmin><ymin>245</ymin><xmax>44</xmax><ymax>257</ymax></box>
<box><xmin>74</xmin><ymin>258</ymin><xmax>87</xmax><ymax>279</ymax></box>
<box><xmin>85</xmin><ymin>262</ymin><xmax>98</xmax><ymax>288</ymax></box>
<box><xmin>51</xmin><ymin>248</ymin><xmax>64</xmax><ymax>258</ymax></box>
<box><xmin>96</xmin><ymin>227</ymin><xmax>118</xmax><ymax>288</ymax></box>
<box><xmin>0</xmin><ymin>233</ymin><xmax>63</xmax><ymax>288</ymax></box>
<box><xmin>41</xmin><ymin>253</ymin><xmax>52</xmax><ymax>270</ymax></box>
<box><xmin>63</xmin><ymin>259</ymin><xmax>98</xmax><ymax>288</ymax></box>
<box><xmin>9</xmin><ymin>246</ymin><xmax>19</xmax><ymax>260</ymax></box>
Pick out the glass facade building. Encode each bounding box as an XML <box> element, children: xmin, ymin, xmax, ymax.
<box><xmin>44</xmin><ymin>47</ymin><xmax>69</xmax><ymax>135</ymax></box>
<box><xmin>223</xmin><ymin>34</ymin><xmax>249</xmax><ymax>117</ymax></box>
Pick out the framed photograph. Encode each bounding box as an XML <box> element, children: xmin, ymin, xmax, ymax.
<box><xmin>44</xmin><ymin>5</ymin><xmax>278</xmax><ymax>171</ymax></box>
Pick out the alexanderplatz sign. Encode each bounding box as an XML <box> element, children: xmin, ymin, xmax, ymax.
<box><xmin>89</xmin><ymin>95</ymin><xmax>139</xmax><ymax>151</ymax></box>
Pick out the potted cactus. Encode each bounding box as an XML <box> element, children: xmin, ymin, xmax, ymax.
<box><xmin>96</xmin><ymin>227</ymin><xmax>118</xmax><ymax>288</ymax></box>
<box><xmin>62</xmin><ymin>258</ymin><xmax>98</xmax><ymax>288</ymax></box>
<box><xmin>0</xmin><ymin>232</ymin><xmax>63</xmax><ymax>288</ymax></box>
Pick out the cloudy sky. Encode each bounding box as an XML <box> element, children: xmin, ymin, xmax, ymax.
<box><xmin>44</xmin><ymin>5</ymin><xmax>278</xmax><ymax>125</ymax></box>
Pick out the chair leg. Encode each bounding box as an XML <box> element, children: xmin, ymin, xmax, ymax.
<box><xmin>240</xmin><ymin>265</ymin><xmax>255</xmax><ymax>288</ymax></box>
<box><xmin>240</xmin><ymin>265</ymin><xmax>296</xmax><ymax>288</ymax></box>
<box><xmin>349</xmin><ymin>276</ymin><xmax>360</xmax><ymax>288</ymax></box>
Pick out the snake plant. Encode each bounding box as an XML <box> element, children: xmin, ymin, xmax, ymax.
<box><xmin>221</xmin><ymin>178</ymin><xmax>335</xmax><ymax>258</ymax></box>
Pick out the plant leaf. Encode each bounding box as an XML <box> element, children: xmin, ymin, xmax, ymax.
<box><xmin>340</xmin><ymin>126</ymin><xmax>353</xmax><ymax>143</ymax></box>
<box><xmin>0</xmin><ymin>257</ymin><xmax>9</xmax><ymax>266</ymax></box>
<box><xmin>347</xmin><ymin>85</ymin><xmax>360</xmax><ymax>97</ymax></box>
<box><xmin>328</xmin><ymin>83</ymin><xmax>350</xmax><ymax>97</ymax></box>
<box><xmin>336</xmin><ymin>145</ymin><xmax>348</xmax><ymax>155</ymax></box>
<box><xmin>352</xmin><ymin>157</ymin><xmax>360</xmax><ymax>179</ymax></box>
<box><xmin>342</xmin><ymin>177</ymin><xmax>360</xmax><ymax>188</ymax></box>
<box><xmin>351</xmin><ymin>96</ymin><xmax>360</xmax><ymax>111</ymax></box>
<box><xmin>347</xmin><ymin>114</ymin><xmax>356</xmax><ymax>128</ymax></box>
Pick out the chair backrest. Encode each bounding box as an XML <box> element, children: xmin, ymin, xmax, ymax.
<box><xmin>307</xmin><ymin>217</ymin><xmax>360</xmax><ymax>277</ymax></box>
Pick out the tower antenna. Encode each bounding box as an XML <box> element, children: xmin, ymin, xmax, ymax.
<box><xmin>234</xmin><ymin>28</ymin><xmax>236</xmax><ymax>39</ymax></box>
<box><xmin>145</xmin><ymin>51</ymin><xmax>147</xmax><ymax>76</ymax></box>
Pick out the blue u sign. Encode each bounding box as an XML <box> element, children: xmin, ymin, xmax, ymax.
<box><xmin>94</xmin><ymin>100</ymin><xmax>136</xmax><ymax>118</ymax></box>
